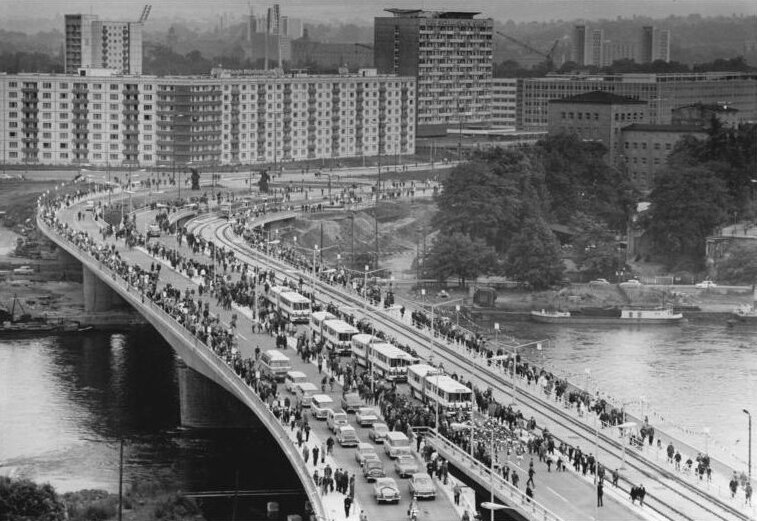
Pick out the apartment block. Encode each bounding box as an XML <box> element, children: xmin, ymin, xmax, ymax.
<box><xmin>374</xmin><ymin>9</ymin><xmax>493</xmax><ymax>136</ymax></box>
<box><xmin>65</xmin><ymin>14</ymin><xmax>144</xmax><ymax>75</ymax></box>
<box><xmin>640</xmin><ymin>26</ymin><xmax>671</xmax><ymax>63</ymax></box>
<box><xmin>518</xmin><ymin>72</ymin><xmax>757</xmax><ymax>131</ymax></box>
<box><xmin>491</xmin><ymin>78</ymin><xmax>517</xmax><ymax>127</ymax></box>
<box><xmin>0</xmin><ymin>69</ymin><xmax>415</xmax><ymax>167</ymax></box>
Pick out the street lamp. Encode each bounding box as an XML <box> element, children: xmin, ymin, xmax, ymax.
<box><xmin>452</xmin><ymin>422</ymin><xmax>499</xmax><ymax>521</ymax></box>
<box><xmin>745</xmin><ymin>409</ymin><xmax>752</xmax><ymax>480</ymax></box>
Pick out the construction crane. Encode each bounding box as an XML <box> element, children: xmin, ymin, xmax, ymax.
<box><xmin>138</xmin><ymin>5</ymin><xmax>152</xmax><ymax>24</ymax></box>
<box><xmin>495</xmin><ymin>31</ymin><xmax>559</xmax><ymax>71</ymax></box>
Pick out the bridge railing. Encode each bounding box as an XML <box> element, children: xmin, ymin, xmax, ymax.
<box><xmin>36</xmin><ymin>215</ymin><xmax>326</xmax><ymax>521</ymax></box>
<box><xmin>420</xmin><ymin>428</ymin><xmax>565</xmax><ymax>521</ymax></box>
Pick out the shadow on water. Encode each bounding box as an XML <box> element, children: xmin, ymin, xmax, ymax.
<box><xmin>1</xmin><ymin>328</ymin><xmax>307</xmax><ymax>520</ymax></box>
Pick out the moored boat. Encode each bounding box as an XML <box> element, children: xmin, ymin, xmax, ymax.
<box><xmin>530</xmin><ymin>307</ymin><xmax>684</xmax><ymax>325</ymax></box>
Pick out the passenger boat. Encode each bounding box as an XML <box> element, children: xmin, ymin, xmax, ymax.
<box><xmin>0</xmin><ymin>294</ymin><xmax>82</xmax><ymax>336</ymax></box>
<box><xmin>728</xmin><ymin>290</ymin><xmax>757</xmax><ymax>324</ymax></box>
<box><xmin>530</xmin><ymin>307</ymin><xmax>684</xmax><ymax>325</ymax></box>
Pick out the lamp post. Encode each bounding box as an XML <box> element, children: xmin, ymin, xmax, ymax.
<box><xmin>453</xmin><ymin>422</ymin><xmax>500</xmax><ymax>521</ymax></box>
<box><xmin>745</xmin><ymin>409</ymin><xmax>752</xmax><ymax>480</ymax></box>
<box><xmin>293</xmin><ymin>238</ymin><xmax>338</xmax><ymax>302</ymax></box>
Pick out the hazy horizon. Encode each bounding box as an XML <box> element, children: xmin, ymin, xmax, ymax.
<box><xmin>0</xmin><ymin>0</ymin><xmax>755</xmax><ymax>28</ymax></box>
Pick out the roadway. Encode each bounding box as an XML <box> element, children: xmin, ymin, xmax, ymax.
<box><xmin>190</xmin><ymin>214</ymin><xmax>750</xmax><ymax>521</ymax></box>
<box><xmin>48</xmin><ymin>195</ymin><xmax>462</xmax><ymax>521</ymax></box>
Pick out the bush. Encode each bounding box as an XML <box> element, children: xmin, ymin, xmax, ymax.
<box><xmin>0</xmin><ymin>476</ymin><xmax>65</xmax><ymax>521</ymax></box>
<box><xmin>153</xmin><ymin>495</ymin><xmax>200</xmax><ymax>520</ymax></box>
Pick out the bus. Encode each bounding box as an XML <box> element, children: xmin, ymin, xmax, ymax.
<box><xmin>321</xmin><ymin>319</ymin><xmax>359</xmax><ymax>355</ymax></box>
<box><xmin>265</xmin><ymin>286</ymin><xmax>311</xmax><ymax>323</ymax></box>
<box><xmin>309</xmin><ymin>310</ymin><xmax>336</xmax><ymax>343</ymax></box>
<box><xmin>260</xmin><ymin>350</ymin><xmax>292</xmax><ymax>382</ymax></box>
<box><xmin>407</xmin><ymin>364</ymin><xmax>443</xmax><ymax>400</ymax></box>
<box><xmin>422</xmin><ymin>374</ymin><xmax>473</xmax><ymax>414</ymax></box>
<box><xmin>367</xmin><ymin>343</ymin><xmax>418</xmax><ymax>382</ymax></box>
<box><xmin>220</xmin><ymin>201</ymin><xmax>232</xmax><ymax>219</ymax></box>
<box><xmin>350</xmin><ymin>333</ymin><xmax>380</xmax><ymax>367</ymax></box>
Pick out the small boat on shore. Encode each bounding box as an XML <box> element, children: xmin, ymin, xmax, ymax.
<box><xmin>530</xmin><ymin>307</ymin><xmax>684</xmax><ymax>325</ymax></box>
<box><xmin>727</xmin><ymin>289</ymin><xmax>757</xmax><ymax>325</ymax></box>
<box><xmin>0</xmin><ymin>294</ymin><xmax>83</xmax><ymax>336</ymax></box>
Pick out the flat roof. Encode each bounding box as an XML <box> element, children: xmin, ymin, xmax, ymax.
<box><xmin>622</xmin><ymin>123</ymin><xmax>707</xmax><ymax>133</ymax></box>
<box><xmin>384</xmin><ymin>8</ymin><xmax>481</xmax><ymax>18</ymax></box>
<box><xmin>550</xmin><ymin>91</ymin><xmax>647</xmax><ymax>105</ymax></box>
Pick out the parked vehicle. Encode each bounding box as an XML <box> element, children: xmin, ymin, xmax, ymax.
<box><xmin>384</xmin><ymin>431</ymin><xmax>412</xmax><ymax>459</ymax></box>
<box><xmin>355</xmin><ymin>407</ymin><xmax>379</xmax><ymax>426</ymax></box>
<box><xmin>408</xmin><ymin>473</ymin><xmax>436</xmax><ymax>499</ymax></box>
<box><xmin>311</xmin><ymin>395</ymin><xmax>334</xmax><ymax>420</ymax></box>
<box><xmin>355</xmin><ymin>443</ymin><xmax>378</xmax><ymax>467</ymax></box>
<box><xmin>327</xmin><ymin>409</ymin><xmax>350</xmax><ymax>433</ymax></box>
<box><xmin>12</xmin><ymin>266</ymin><xmax>34</xmax><ymax>275</ymax></box>
<box><xmin>369</xmin><ymin>422</ymin><xmax>390</xmax><ymax>444</ymax></box>
<box><xmin>696</xmin><ymin>280</ymin><xmax>717</xmax><ymax>289</ymax></box>
<box><xmin>341</xmin><ymin>392</ymin><xmax>364</xmax><ymax>413</ymax></box>
<box><xmin>336</xmin><ymin>425</ymin><xmax>359</xmax><ymax>447</ymax></box>
<box><xmin>589</xmin><ymin>278</ymin><xmax>610</xmax><ymax>285</ymax></box>
<box><xmin>284</xmin><ymin>370</ymin><xmax>308</xmax><ymax>393</ymax></box>
<box><xmin>362</xmin><ymin>458</ymin><xmax>386</xmax><ymax>482</ymax></box>
<box><xmin>394</xmin><ymin>455</ymin><xmax>420</xmax><ymax>478</ymax></box>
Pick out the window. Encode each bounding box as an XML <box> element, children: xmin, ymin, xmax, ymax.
<box><xmin>654</xmin><ymin>143</ymin><xmax>661</xmax><ymax>150</ymax></box>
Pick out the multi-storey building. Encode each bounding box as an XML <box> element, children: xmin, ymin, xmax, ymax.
<box><xmin>620</xmin><ymin>124</ymin><xmax>706</xmax><ymax>191</ymax></box>
<box><xmin>491</xmin><ymin>78</ymin><xmax>517</xmax><ymax>127</ymax></box>
<box><xmin>518</xmin><ymin>72</ymin><xmax>757</xmax><ymax>131</ymax></box>
<box><xmin>0</xmin><ymin>69</ymin><xmax>415</xmax><ymax>168</ymax></box>
<box><xmin>374</xmin><ymin>9</ymin><xmax>493</xmax><ymax>137</ymax></box>
<box><xmin>65</xmin><ymin>14</ymin><xmax>144</xmax><ymax>75</ymax></box>
<box><xmin>640</xmin><ymin>26</ymin><xmax>671</xmax><ymax>63</ymax></box>
<box><xmin>548</xmin><ymin>91</ymin><xmax>647</xmax><ymax>163</ymax></box>
<box><xmin>573</xmin><ymin>25</ymin><xmax>587</xmax><ymax>66</ymax></box>
<box><xmin>292</xmin><ymin>41</ymin><xmax>374</xmax><ymax>70</ymax></box>
<box><xmin>589</xmin><ymin>29</ymin><xmax>605</xmax><ymax>68</ymax></box>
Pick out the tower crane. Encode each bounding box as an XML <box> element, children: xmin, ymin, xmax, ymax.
<box><xmin>495</xmin><ymin>31</ymin><xmax>560</xmax><ymax>71</ymax></box>
<box><xmin>138</xmin><ymin>5</ymin><xmax>152</xmax><ymax>24</ymax></box>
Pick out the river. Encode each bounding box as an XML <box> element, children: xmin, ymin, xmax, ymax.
<box><xmin>0</xmin><ymin>328</ymin><xmax>307</xmax><ymax>520</ymax></box>
<box><xmin>503</xmin><ymin>316</ymin><xmax>757</xmax><ymax>469</ymax></box>
<box><xmin>1</xmin><ymin>318</ymin><xmax>755</xmax><ymax>518</ymax></box>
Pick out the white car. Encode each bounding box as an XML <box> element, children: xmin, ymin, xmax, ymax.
<box><xmin>619</xmin><ymin>279</ymin><xmax>642</xmax><ymax>288</ymax></box>
<box><xmin>589</xmin><ymin>278</ymin><xmax>610</xmax><ymax>285</ymax></box>
<box><xmin>13</xmin><ymin>266</ymin><xmax>34</xmax><ymax>275</ymax></box>
<box><xmin>695</xmin><ymin>280</ymin><xmax>717</xmax><ymax>289</ymax></box>
<box><xmin>355</xmin><ymin>407</ymin><xmax>379</xmax><ymax>427</ymax></box>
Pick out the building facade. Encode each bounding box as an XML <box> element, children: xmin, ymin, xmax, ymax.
<box><xmin>0</xmin><ymin>70</ymin><xmax>415</xmax><ymax>168</ymax></box>
<box><xmin>640</xmin><ymin>26</ymin><xmax>671</xmax><ymax>63</ymax></box>
<box><xmin>65</xmin><ymin>14</ymin><xmax>144</xmax><ymax>75</ymax></box>
<box><xmin>491</xmin><ymin>78</ymin><xmax>517</xmax><ymax>127</ymax></box>
<box><xmin>548</xmin><ymin>91</ymin><xmax>648</xmax><ymax>163</ymax></box>
<box><xmin>374</xmin><ymin>9</ymin><xmax>493</xmax><ymax>136</ymax></box>
<box><xmin>292</xmin><ymin>41</ymin><xmax>374</xmax><ymax>70</ymax></box>
<box><xmin>518</xmin><ymin>72</ymin><xmax>757</xmax><ymax>131</ymax></box>
<box><xmin>620</xmin><ymin>124</ymin><xmax>706</xmax><ymax>192</ymax></box>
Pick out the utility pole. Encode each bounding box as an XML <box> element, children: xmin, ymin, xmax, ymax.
<box><xmin>118</xmin><ymin>439</ymin><xmax>124</xmax><ymax>521</ymax></box>
<box><xmin>374</xmin><ymin>169</ymin><xmax>380</xmax><ymax>268</ymax></box>
<box><xmin>351</xmin><ymin>211</ymin><xmax>355</xmax><ymax>270</ymax></box>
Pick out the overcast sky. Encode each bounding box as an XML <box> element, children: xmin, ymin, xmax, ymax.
<box><xmin>0</xmin><ymin>0</ymin><xmax>754</xmax><ymax>25</ymax></box>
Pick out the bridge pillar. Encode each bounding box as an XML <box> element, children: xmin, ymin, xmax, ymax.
<box><xmin>82</xmin><ymin>265</ymin><xmax>119</xmax><ymax>312</ymax></box>
<box><xmin>57</xmin><ymin>248</ymin><xmax>83</xmax><ymax>282</ymax></box>
<box><xmin>177</xmin><ymin>361</ymin><xmax>257</xmax><ymax>429</ymax></box>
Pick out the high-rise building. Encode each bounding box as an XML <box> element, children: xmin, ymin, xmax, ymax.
<box><xmin>491</xmin><ymin>78</ymin><xmax>518</xmax><ymax>127</ymax></box>
<box><xmin>573</xmin><ymin>25</ymin><xmax>587</xmax><ymax>66</ymax></box>
<box><xmin>64</xmin><ymin>14</ymin><xmax>144</xmax><ymax>75</ymax></box>
<box><xmin>601</xmin><ymin>41</ymin><xmax>637</xmax><ymax>67</ymax></box>
<box><xmin>640</xmin><ymin>26</ymin><xmax>671</xmax><ymax>63</ymax></box>
<box><xmin>0</xmin><ymin>69</ymin><xmax>415</xmax><ymax>167</ymax></box>
<box><xmin>517</xmin><ymin>72</ymin><xmax>757</xmax><ymax>131</ymax></box>
<box><xmin>281</xmin><ymin>16</ymin><xmax>304</xmax><ymax>39</ymax></box>
<box><xmin>374</xmin><ymin>9</ymin><xmax>493</xmax><ymax>137</ymax></box>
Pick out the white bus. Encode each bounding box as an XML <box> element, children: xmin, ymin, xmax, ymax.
<box><xmin>309</xmin><ymin>311</ymin><xmax>336</xmax><ymax>343</ymax></box>
<box><xmin>265</xmin><ymin>286</ymin><xmax>311</xmax><ymax>323</ymax></box>
<box><xmin>350</xmin><ymin>334</ymin><xmax>380</xmax><ymax>367</ymax></box>
<box><xmin>407</xmin><ymin>364</ymin><xmax>443</xmax><ymax>400</ymax></box>
<box><xmin>220</xmin><ymin>201</ymin><xmax>232</xmax><ymax>219</ymax></box>
<box><xmin>321</xmin><ymin>319</ymin><xmax>359</xmax><ymax>355</ymax></box>
<box><xmin>260</xmin><ymin>350</ymin><xmax>292</xmax><ymax>382</ymax></box>
<box><xmin>367</xmin><ymin>343</ymin><xmax>418</xmax><ymax>382</ymax></box>
<box><xmin>423</xmin><ymin>374</ymin><xmax>473</xmax><ymax>414</ymax></box>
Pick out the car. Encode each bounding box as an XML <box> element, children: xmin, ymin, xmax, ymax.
<box><xmin>619</xmin><ymin>279</ymin><xmax>642</xmax><ymax>287</ymax></box>
<box><xmin>369</xmin><ymin>422</ymin><xmax>390</xmax><ymax>444</ymax></box>
<box><xmin>589</xmin><ymin>278</ymin><xmax>610</xmax><ymax>285</ymax></box>
<box><xmin>147</xmin><ymin>223</ymin><xmax>161</xmax><ymax>238</ymax></box>
<box><xmin>336</xmin><ymin>425</ymin><xmax>359</xmax><ymax>447</ymax></box>
<box><xmin>436</xmin><ymin>290</ymin><xmax>450</xmax><ymax>299</ymax></box>
<box><xmin>340</xmin><ymin>392</ymin><xmax>364</xmax><ymax>413</ymax></box>
<box><xmin>355</xmin><ymin>407</ymin><xmax>379</xmax><ymax>427</ymax></box>
<box><xmin>327</xmin><ymin>409</ymin><xmax>350</xmax><ymax>433</ymax></box>
<box><xmin>355</xmin><ymin>443</ymin><xmax>378</xmax><ymax>467</ymax></box>
<box><xmin>394</xmin><ymin>455</ymin><xmax>420</xmax><ymax>478</ymax></box>
<box><xmin>696</xmin><ymin>280</ymin><xmax>717</xmax><ymax>289</ymax></box>
<box><xmin>408</xmin><ymin>473</ymin><xmax>436</xmax><ymax>499</ymax></box>
<box><xmin>12</xmin><ymin>266</ymin><xmax>34</xmax><ymax>275</ymax></box>
<box><xmin>362</xmin><ymin>458</ymin><xmax>386</xmax><ymax>482</ymax></box>
<box><xmin>373</xmin><ymin>477</ymin><xmax>401</xmax><ymax>504</ymax></box>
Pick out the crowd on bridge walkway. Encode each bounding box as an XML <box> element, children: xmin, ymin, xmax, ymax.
<box><xmin>39</xmin><ymin>183</ymin><xmax>755</xmax><ymax>516</ymax></box>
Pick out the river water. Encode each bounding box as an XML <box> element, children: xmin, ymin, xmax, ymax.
<box><xmin>1</xmin><ymin>318</ymin><xmax>755</xmax><ymax>516</ymax></box>
<box><xmin>505</xmin><ymin>316</ymin><xmax>757</xmax><ymax>468</ymax></box>
<box><xmin>0</xmin><ymin>329</ymin><xmax>307</xmax><ymax>520</ymax></box>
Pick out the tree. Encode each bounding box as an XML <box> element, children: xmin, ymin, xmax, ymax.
<box><xmin>505</xmin><ymin>214</ymin><xmax>564</xmax><ymax>290</ymax></box>
<box><xmin>572</xmin><ymin>214</ymin><xmax>623</xmax><ymax>280</ymax></box>
<box><xmin>0</xmin><ymin>477</ymin><xmax>65</xmax><ymax>521</ymax></box>
<box><xmin>643</xmin><ymin>163</ymin><xmax>729</xmax><ymax>267</ymax></box>
<box><xmin>423</xmin><ymin>232</ymin><xmax>497</xmax><ymax>287</ymax></box>
<box><xmin>433</xmin><ymin>155</ymin><xmax>525</xmax><ymax>252</ymax></box>
<box><xmin>258</xmin><ymin>169</ymin><xmax>271</xmax><ymax>193</ymax></box>
<box><xmin>715</xmin><ymin>243</ymin><xmax>757</xmax><ymax>287</ymax></box>
<box><xmin>189</xmin><ymin>168</ymin><xmax>200</xmax><ymax>190</ymax></box>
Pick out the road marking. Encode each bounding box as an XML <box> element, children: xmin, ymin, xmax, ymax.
<box><xmin>238</xmin><ymin>334</ymin><xmax>248</xmax><ymax>341</ymax></box>
<box><xmin>547</xmin><ymin>487</ymin><xmax>570</xmax><ymax>503</ymax></box>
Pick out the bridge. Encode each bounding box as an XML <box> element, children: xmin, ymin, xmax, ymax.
<box><xmin>37</xmin><ymin>182</ymin><xmax>751</xmax><ymax>521</ymax></box>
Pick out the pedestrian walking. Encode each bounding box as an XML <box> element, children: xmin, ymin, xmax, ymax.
<box><xmin>525</xmin><ymin>484</ymin><xmax>534</xmax><ymax>502</ymax></box>
<box><xmin>453</xmin><ymin>483</ymin><xmax>461</xmax><ymax>505</ymax></box>
<box><xmin>597</xmin><ymin>480</ymin><xmax>604</xmax><ymax>507</ymax></box>
<box><xmin>746</xmin><ymin>482</ymin><xmax>753</xmax><ymax>506</ymax></box>
<box><xmin>344</xmin><ymin>495</ymin><xmax>353</xmax><ymax>518</ymax></box>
